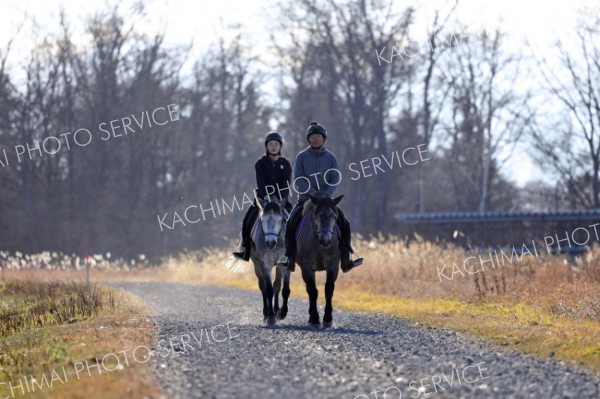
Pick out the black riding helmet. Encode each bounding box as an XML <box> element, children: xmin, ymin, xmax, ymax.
<box><xmin>306</xmin><ymin>121</ymin><xmax>327</xmax><ymax>142</ymax></box>
<box><xmin>264</xmin><ymin>131</ymin><xmax>283</xmax><ymax>155</ymax></box>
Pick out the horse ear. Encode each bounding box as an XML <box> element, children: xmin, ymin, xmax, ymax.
<box><xmin>277</xmin><ymin>197</ymin><xmax>287</xmax><ymax>210</ymax></box>
<box><xmin>333</xmin><ymin>195</ymin><xmax>344</xmax><ymax>206</ymax></box>
<box><xmin>309</xmin><ymin>193</ymin><xmax>318</xmax><ymax>204</ymax></box>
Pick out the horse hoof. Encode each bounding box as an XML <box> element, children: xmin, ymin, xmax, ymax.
<box><xmin>266</xmin><ymin>316</ymin><xmax>276</xmax><ymax>326</ymax></box>
<box><xmin>322</xmin><ymin>320</ymin><xmax>333</xmax><ymax>328</ymax></box>
<box><xmin>308</xmin><ymin>319</ymin><xmax>321</xmax><ymax>327</ymax></box>
<box><xmin>277</xmin><ymin>310</ymin><xmax>288</xmax><ymax>320</ymax></box>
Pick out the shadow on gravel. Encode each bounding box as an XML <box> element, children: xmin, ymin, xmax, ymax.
<box><xmin>266</xmin><ymin>324</ymin><xmax>382</xmax><ymax>336</ymax></box>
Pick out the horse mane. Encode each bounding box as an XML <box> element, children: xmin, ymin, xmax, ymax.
<box><xmin>302</xmin><ymin>199</ymin><xmax>314</xmax><ymax>216</ymax></box>
<box><xmin>303</xmin><ymin>193</ymin><xmax>338</xmax><ymax>216</ymax></box>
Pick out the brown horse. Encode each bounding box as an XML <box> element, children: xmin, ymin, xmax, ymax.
<box><xmin>295</xmin><ymin>192</ymin><xmax>343</xmax><ymax>327</ymax></box>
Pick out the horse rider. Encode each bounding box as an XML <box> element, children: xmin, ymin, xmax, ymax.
<box><xmin>232</xmin><ymin>132</ymin><xmax>293</xmax><ymax>261</ymax></box>
<box><xmin>276</xmin><ymin>121</ymin><xmax>363</xmax><ymax>273</ymax></box>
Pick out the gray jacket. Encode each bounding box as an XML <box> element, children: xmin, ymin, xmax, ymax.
<box><xmin>294</xmin><ymin>146</ymin><xmax>340</xmax><ymax>202</ymax></box>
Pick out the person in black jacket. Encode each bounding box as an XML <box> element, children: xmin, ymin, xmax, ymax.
<box><xmin>233</xmin><ymin>132</ymin><xmax>292</xmax><ymax>261</ymax></box>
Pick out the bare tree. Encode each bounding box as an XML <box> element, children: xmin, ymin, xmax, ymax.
<box><xmin>531</xmin><ymin>12</ymin><xmax>600</xmax><ymax>208</ymax></box>
<box><xmin>412</xmin><ymin>1</ymin><xmax>458</xmax><ymax>213</ymax></box>
<box><xmin>441</xmin><ymin>29</ymin><xmax>530</xmax><ymax>212</ymax></box>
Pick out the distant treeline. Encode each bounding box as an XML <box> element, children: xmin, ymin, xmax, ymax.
<box><xmin>0</xmin><ymin>1</ymin><xmax>598</xmax><ymax>259</ymax></box>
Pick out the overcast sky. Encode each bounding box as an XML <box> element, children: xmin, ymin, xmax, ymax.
<box><xmin>0</xmin><ymin>0</ymin><xmax>595</xmax><ymax>187</ymax></box>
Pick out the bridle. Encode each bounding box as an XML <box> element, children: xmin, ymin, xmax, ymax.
<box><xmin>317</xmin><ymin>227</ymin><xmax>334</xmax><ymax>235</ymax></box>
<box><xmin>260</xmin><ymin>209</ymin><xmax>284</xmax><ymax>238</ymax></box>
<box><xmin>312</xmin><ymin>205</ymin><xmax>337</xmax><ymax>238</ymax></box>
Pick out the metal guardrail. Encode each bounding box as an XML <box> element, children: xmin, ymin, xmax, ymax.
<box><xmin>395</xmin><ymin>210</ymin><xmax>600</xmax><ymax>224</ymax></box>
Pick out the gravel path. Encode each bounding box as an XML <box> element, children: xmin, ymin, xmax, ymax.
<box><xmin>110</xmin><ymin>282</ymin><xmax>600</xmax><ymax>399</ymax></box>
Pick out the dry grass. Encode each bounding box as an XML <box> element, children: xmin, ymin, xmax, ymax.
<box><xmin>345</xmin><ymin>234</ymin><xmax>600</xmax><ymax>321</ymax></box>
<box><xmin>0</xmin><ymin>281</ymin><xmax>113</xmax><ymax>338</ymax></box>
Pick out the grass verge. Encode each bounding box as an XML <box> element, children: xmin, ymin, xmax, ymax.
<box><xmin>0</xmin><ymin>280</ymin><xmax>163</xmax><ymax>399</ymax></box>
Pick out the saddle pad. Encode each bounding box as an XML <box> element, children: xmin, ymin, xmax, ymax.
<box><xmin>251</xmin><ymin>218</ymin><xmax>260</xmax><ymax>244</ymax></box>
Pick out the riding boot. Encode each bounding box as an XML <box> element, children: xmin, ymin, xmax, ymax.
<box><xmin>277</xmin><ymin>231</ymin><xmax>296</xmax><ymax>272</ymax></box>
<box><xmin>336</xmin><ymin>207</ymin><xmax>364</xmax><ymax>273</ymax></box>
<box><xmin>277</xmin><ymin>203</ymin><xmax>302</xmax><ymax>272</ymax></box>
<box><xmin>233</xmin><ymin>205</ymin><xmax>257</xmax><ymax>261</ymax></box>
<box><xmin>232</xmin><ymin>236</ymin><xmax>252</xmax><ymax>261</ymax></box>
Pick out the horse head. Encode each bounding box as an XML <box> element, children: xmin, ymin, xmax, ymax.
<box><xmin>308</xmin><ymin>193</ymin><xmax>343</xmax><ymax>249</ymax></box>
<box><xmin>256</xmin><ymin>197</ymin><xmax>287</xmax><ymax>249</ymax></box>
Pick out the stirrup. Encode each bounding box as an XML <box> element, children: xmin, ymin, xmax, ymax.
<box><xmin>232</xmin><ymin>247</ymin><xmax>250</xmax><ymax>262</ymax></box>
<box><xmin>341</xmin><ymin>255</ymin><xmax>364</xmax><ymax>273</ymax></box>
<box><xmin>276</xmin><ymin>256</ymin><xmax>288</xmax><ymax>268</ymax></box>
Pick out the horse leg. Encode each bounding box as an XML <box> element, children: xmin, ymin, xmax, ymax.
<box><xmin>254</xmin><ymin>266</ymin><xmax>268</xmax><ymax>321</ymax></box>
<box><xmin>273</xmin><ymin>267</ymin><xmax>282</xmax><ymax>315</ymax></box>
<box><xmin>262</xmin><ymin>261</ymin><xmax>276</xmax><ymax>326</ymax></box>
<box><xmin>278</xmin><ymin>269</ymin><xmax>290</xmax><ymax>320</ymax></box>
<box><xmin>323</xmin><ymin>268</ymin><xmax>338</xmax><ymax>328</ymax></box>
<box><xmin>302</xmin><ymin>267</ymin><xmax>320</xmax><ymax>326</ymax></box>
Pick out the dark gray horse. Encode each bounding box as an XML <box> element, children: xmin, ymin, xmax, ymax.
<box><xmin>250</xmin><ymin>197</ymin><xmax>290</xmax><ymax>326</ymax></box>
<box><xmin>295</xmin><ymin>192</ymin><xmax>343</xmax><ymax>327</ymax></box>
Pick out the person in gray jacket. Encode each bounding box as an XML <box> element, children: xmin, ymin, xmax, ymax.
<box><xmin>277</xmin><ymin>121</ymin><xmax>363</xmax><ymax>273</ymax></box>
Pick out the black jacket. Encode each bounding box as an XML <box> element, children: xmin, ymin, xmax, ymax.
<box><xmin>255</xmin><ymin>155</ymin><xmax>292</xmax><ymax>200</ymax></box>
